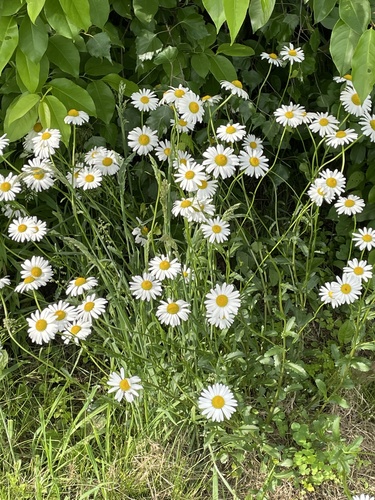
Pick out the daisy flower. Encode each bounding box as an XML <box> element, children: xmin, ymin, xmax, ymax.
<box><xmin>76</xmin><ymin>167</ymin><xmax>103</xmax><ymax>190</ymax></box>
<box><xmin>333</xmin><ymin>74</ymin><xmax>352</xmax><ymax>83</ymax></box>
<box><xmin>28</xmin><ymin>216</ymin><xmax>47</xmax><ymax>242</ymax></box>
<box><xmin>340</xmin><ymin>86</ymin><xmax>371</xmax><ymax>117</ymax></box>
<box><xmin>195</xmin><ymin>178</ymin><xmax>218</xmax><ymax>200</ymax></box>
<box><xmin>8</xmin><ymin>216</ymin><xmax>36</xmax><ymax>243</ymax></box>
<box><xmin>201</xmin><ymin>217</ymin><xmax>230</xmax><ymax>243</ymax></box>
<box><xmin>359</xmin><ymin>113</ymin><xmax>375</xmax><ymax>142</ymax></box>
<box><xmin>205</xmin><ymin>283</ymin><xmax>241</xmax><ymax>320</ymax></box>
<box><xmin>160</xmin><ymin>84</ymin><xmax>189</xmax><ymax>105</ymax></box>
<box><xmin>202</xmin><ymin>144</ymin><xmax>239</xmax><ymax>179</ymax></box>
<box><xmin>188</xmin><ymin>198</ymin><xmax>216</xmax><ymax>223</ymax></box>
<box><xmin>0</xmin><ymin>173</ymin><xmax>21</xmax><ymax>202</ymax></box>
<box><xmin>334</xmin><ymin>195</ymin><xmax>365</xmax><ymax>215</ymax></box>
<box><xmin>170</xmin><ymin>118</ymin><xmax>195</xmax><ymax>133</ymax></box>
<box><xmin>202</xmin><ymin>94</ymin><xmax>222</xmax><ymax>106</ymax></box>
<box><xmin>85</xmin><ymin>146</ymin><xmax>107</xmax><ymax>165</ymax></box>
<box><xmin>1</xmin><ymin>203</ymin><xmax>26</xmax><ymax>219</ymax></box>
<box><xmin>32</xmin><ymin>128</ymin><xmax>61</xmax><ymax>158</ymax></box>
<box><xmin>318</xmin><ymin>169</ymin><xmax>346</xmax><ymax>198</ymax></box>
<box><xmin>307</xmin><ymin>180</ymin><xmax>334</xmax><ymax>206</ymax></box>
<box><xmin>22</xmin><ymin>167</ymin><xmax>55</xmax><ymax>192</ymax></box>
<box><xmin>319</xmin><ymin>282</ymin><xmax>341</xmax><ymax>308</ymax></box>
<box><xmin>343</xmin><ymin>259</ymin><xmax>373</xmax><ymax>282</ymax></box>
<box><xmin>353</xmin><ymin>227</ymin><xmax>375</xmax><ymax>251</ymax></box>
<box><xmin>93</xmin><ymin>150</ymin><xmax>122</xmax><ymax>176</ymax></box>
<box><xmin>15</xmin><ymin>276</ymin><xmax>45</xmax><ymax>293</ymax></box>
<box><xmin>238</xmin><ymin>147</ymin><xmax>269</xmax><ymax>178</ymax></box>
<box><xmin>66</xmin><ymin>276</ymin><xmax>98</xmax><ymax>296</ymax></box>
<box><xmin>208</xmin><ymin>314</ymin><xmax>236</xmax><ymax>329</ymax></box>
<box><xmin>131</xmin><ymin>88</ymin><xmax>159</xmax><ymax>112</ymax></box>
<box><xmin>331</xmin><ymin>274</ymin><xmax>362</xmax><ymax>305</ymax></box>
<box><xmin>177</xmin><ymin>91</ymin><xmax>205</xmax><ymax>125</ymax></box>
<box><xmin>76</xmin><ymin>294</ymin><xmax>108</xmax><ymax>321</ymax></box>
<box><xmin>107</xmin><ymin>369</ymin><xmax>143</xmax><ymax>403</ymax></box>
<box><xmin>181</xmin><ymin>265</ymin><xmax>193</xmax><ymax>282</ymax></box>
<box><xmin>216</xmin><ymin>123</ymin><xmax>246</xmax><ymax>143</ymax></box>
<box><xmin>156</xmin><ymin>298</ymin><xmax>191</xmax><ymax>326</ymax></box>
<box><xmin>155</xmin><ymin>140</ymin><xmax>171</xmax><ymax>161</ymax></box>
<box><xmin>242</xmin><ymin>134</ymin><xmax>263</xmax><ymax>151</ymax></box>
<box><xmin>64</xmin><ymin>109</ymin><xmax>89</xmax><ymax>125</ymax></box>
<box><xmin>129</xmin><ymin>272</ymin><xmax>162</xmax><ymax>301</ymax></box>
<box><xmin>172</xmin><ymin>198</ymin><xmax>196</xmax><ymax>218</ymax></box>
<box><xmin>47</xmin><ymin>301</ymin><xmax>78</xmax><ymax>330</ymax></box>
<box><xmin>220</xmin><ymin>80</ymin><xmax>249</xmax><ymax>100</ymax></box>
<box><xmin>0</xmin><ymin>133</ymin><xmax>9</xmax><ymax>155</ymax></box>
<box><xmin>198</xmin><ymin>383</ymin><xmax>237</xmax><ymax>422</ymax></box>
<box><xmin>280</xmin><ymin>43</ymin><xmax>305</xmax><ymax>64</ymax></box>
<box><xmin>274</xmin><ymin>103</ymin><xmax>305</xmax><ymax>127</ymax></box>
<box><xmin>61</xmin><ymin>319</ymin><xmax>92</xmax><ymax>344</ymax></box>
<box><xmin>260</xmin><ymin>52</ymin><xmax>282</xmax><ymax>66</ymax></box>
<box><xmin>308</xmin><ymin>113</ymin><xmax>339</xmax><ymax>137</ymax></box>
<box><xmin>23</xmin><ymin>122</ymin><xmax>43</xmax><ymax>153</ymax></box>
<box><xmin>325</xmin><ymin>129</ymin><xmax>358</xmax><ymax>148</ymax></box>
<box><xmin>0</xmin><ymin>276</ymin><xmax>11</xmax><ymax>289</ymax></box>
<box><xmin>20</xmin><ymin>256</ymin><xmax>54</xmax><ymax>284</ymax></box>
<box><xmin>149</xmin><ymin>255</ymin><xmax>181</xmax><ymax>280</ymax></box>
<box><xmin>128</xmin><ymin>125</ymin><xmax>158</xmax><ymax>155</ymax></box>
<box><xmin>66</xmin><ymin>164</ymin><xmax>83</xmax><ymax>186</ymax></box>
<box><xmin>26</xmin><ymin>309</ymin><xmax>59</xmax><ymax>345</ymax></box>
<box><xmin>172</xmin><ymin>150</ymin><xmax>193</xmax><ymax>169</ymax></box>
<box><xmin>132</xmin><ymin>218</ymin><xmax>149</xmax><ymax>246</ymax></box>
<box><xmin>174</xmin><ymin>161</ymin><xmax>206</xmax><ymax>192</ymax></box>
<box><xmin>352</xmin><ymin>495</ymin><xmax>375</xmax><ymax>500</ymax></box>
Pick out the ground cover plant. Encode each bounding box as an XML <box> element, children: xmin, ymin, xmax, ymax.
<box><xmin>1</xmin><ymin>1</ymin><xmax>375</xmax><ymax>499</ymax></box>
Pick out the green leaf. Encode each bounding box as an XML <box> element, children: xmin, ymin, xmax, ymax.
<box><xmin>86</xmin><ymin>32</ymin><xmax>112</xmax><ymax>61</ymax></box>
<box><xmin>59</xmin><ymin>0</ymin><xmax>91</xmax><ymax>31</ymax></box>
<box><xmin>285</xmin><ymin>362</ymin><xmax>308</xmax><ymax>378</ymax></box>
<box><xmin>249</xmin><ymin>0</ymin><xmax>276</xmax><ymax>32</ymax></box>
<box><xmin>44</xmin><ymin>0</ymin><xmax>80</xmax><ymax>38</ymax></box>
<box><xmin>191</xmin><ymin>53</ymin><xmax>210</xmax><ymax>78</ymax></box>
<box><xmin>330</xmin><ymin>19</ymin><xmax>360</xmax><ymax>75</ymax></box>
<box><xmin>49</xmin><ymin>78</ymin><xmax>96</xmax><ymax>115</ymax></box>
<box><xmin>112</xmin><ymin>0</ymin><xmax>131</xmax><ymax>18</ymax></box>
<box><xmin>85</xmin><ymin>58</ymin><xmax>122</xmax><ymax>76</ymax></box>
<box><xmin>26</xmin><ymin>0</ymin><xmax>46</xmax><ymax>23</ymax></box>
<box><xmin>101</xmin><ymin>74</ymin><xmax>138</xmax><ymax>95</ymax></box>
<box><xmin>202</xmin><ymin>0</ymin><xmax>225</xmax><ymax>32</ymax></box>
<box><xmin>352</xmin><ymin>29</ymin><xmax>375</xmax><ymax>102</ymax></box>
<box><xmin>338</xmin><ymin>320</ymin><xmax>355</xmax><ymax>344</ymax></box>
<box><xmin>153</xmin><ymin>46</ymin><xmax>178</xmax><ymax>64</ymax></box>
<box><xmin>46</xmin><ymin>35</ymin><xmax>80</xmax><ymax>77</ymax></box>
<box><xmin>346</xmin><ymin>170</ymin><xmax>365</xmax><ymax>189</ymax></box>
<box><xmin>208</xmin><ymin>54</ymin><xmax>237</xmax><ymax>82</ymax></box>
<box><xmin>224</xmin><ymin>0</ymin><xmax>250</xmax><ymax>44</ymax></box>
<box><xmin>86</xmin><ymin>80</ymin><xmax>115</xmax><ymax>124</ymax></box>
<box><xmin>4</xmin><ymin>94</ymin><xmax>40</xmax><ymax>141</ymax></box>
<box><xmin>313</xmin><ymin>0</ymin><xmax>337</xmax><ymax>23</ymax></box>
<box><xmin>133</xmin><ymin>0</ymin><xmax>159</xmax><ymax>24</ymax></box>
<box><xmin>39</xmin><ymin>95</ymin><xmax>71</xmax><ymax>145</ymax></box>
<box><xmin>368</xmin><ymin>185</ymin><xmax>375</xmax><ymax>204</ymax></box>
<box><xmin>217</xmin><ymin>43</ymin><xmax>254</xmax><ymax>57</ymax></box>
<box><xmin>339</xmin><ymin>0</ymin><xmax>370</xmax><ymax>34</ymax></box>
<box><xmin>0</xmin><ymin>0</ymin><xmax>23</xmax><ymax>15</ymax></box>
<box><xmin>315</xmin><ymin>379</ymin><xmax>327</xmax><ymax>399</ymax></box>
<box><xmin>16</xmin><ymin>49</ymin><xmax>40</xmax><ymax>93</ymax></box>
<box><xmin>19</xmin><ymin>17</ymin><xmax>48</xmax><ymax>64</ymax></box>
<box><xmin>0</xmin><ymin>17</ymin><xmax>18</xmax><ymax>75</ymax></box>
<box><xmin>88</xmin><ymin>0</ymin><xmax>110</xmax><ymax>28</ymax></box>
<box><xmin>135</xmin><ymin>31</ymin><xmax>163</xmax><ymax>60</ymax></box>
<box><xmin>179</xmin><ymin>12</ymin><xmax>209</xmax><ymax>41</ymax></box>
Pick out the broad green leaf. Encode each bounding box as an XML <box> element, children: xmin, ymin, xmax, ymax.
<box><xmin>313</xmin><ymin>0</ymin><xmax>337</xmax><ymax>23</ymax></box>
<box><xmin>39</xmin><ymin>96</ymin><xmax>71</xmax><ymax>145</ymax></box>
<box><xmin>101</xmin><ymin>74</ymin><xmax>138</xmax><ymax>94</ymax></box>
<box><xmin>0</xmin><ymin>0</ymin><xmax>23</xmax><ymax>15</ymax></box>
<box><xmin>0</xmin><ymin>17</ymin><xmax>18</xmax><ymax>75</ymax></box>
<box><xmin>133</xmin><ymin>0</ymin><xmax>159</xmax><ymax>24</ymax></box>
<box><xmin>178</xmin><ymin>12</ymin><xmax>209</xmax><ymax>40</ymax></box>
<box><xmin>315</xmin><ymin>379</ymin><xmax>327</xmax><ymax>398</ymax></box>
<box><xmin>19</xmin><ymin>17</ymin><xmax>48</xmax><ymax>64</ymax></box>
<box><xmin>49</xmin><ymin>78</ymin><xmax>96</xmax><ymax>115</ymax></box>
<box><xmin>153</xmin><ymin>46</ymin><xmax>178</xmax><ymax>64</ymax></box>
<box><xmin>352</xmin><ymin>29</ymin><xmax>375</xmax><ymax>102</ymax></box>
<box><xmin>249</xmin><ymin>0</ymin><xmax>276</xmax><ymax>32</ymax></box>
<box><xmin>59</xmin><ymin>0</ymin><xmax>91</xmax><ymax>31</ymax></box>
<box><xmin>4</xmin><ymin>94</ymin><xmax>40</xmax><ymax>141</ymax></box>
<box><xmin>368</xmin><ymin>185</ymin><xmax>375</xmax><ymax>204</ymax></box>
<box><xmin>346</xmin><ymin>170</ymin><xmax>365</xmax><ymax>189</ymax></box>
<box><xmin>86</xmin><ymin>32</ymin><xmax>112</xmax><ymax>61</ymax></box>
<box><xmin>6</xmin><ymin>93</ymin><xmax>41</xmax><ymax>124</ymax></box>
<box><xmin>44</xmin><ymin>0</ymin><xmax>80</xmax><ymax>38</ymax></box>
<box><xmin>285</xmin><ymin>362</ymin><xmax>308</xmax><ymax>378</ymax></box>
<box><xmin>112</xmin><ymin>0</ymin><xmax>131</xmax><ymax>18</ymax></box>
<box><xmin>338</xmin><ymin>320</ymin><xmax>355</xmax><ymax>344</ymax></box>
<box><xmin>46</xmin><ymin>35</ymin><xmax>80</xmax><ymax>77</ymax></box>
<box><xmin>339</xmin><ymin>0</ymin><xmax>370</xmax><ymax>34</ymax></box>
<box><xmin>86</xmin><ymin>80</ymin><xmax>115</xmax><ymax>124</ymax></box>
<box><xmin>16</xmin><ymin>49</ymin><xmax>40</xmax><ymax>93</ymax></box>
<box><xmin>217</xmin><ymin>43</ymin><xmax>255</xmax><ymax>57</ymax></box>
<box><xmin>88</xmin><ymin>0</ymin><xmax>110</xmax><ymax>28</ymax></box>
<box><xmin>330</xmin><ymin>19</ymin><xmax>360</xmax><ymax>75</ymax></box>
<box><xmin>85</xmin><ymin>58</ymin><xmax>123</xmax><ymax>76</ymax></box>
<box><xmin>224</xmin><ymin>0</ymin><xmax>250</xmax><ymax>44</ymax></box>
<box><xmin>26</xmin><ymin>0</ymin><xmax>46</xmax><ymax>23</ymax></box>
<box><xmin>191</xmin><ymin>53</ymin><xmax>210</xmax><ymax>78</ymax></box>
<box><xmin>208</xmin><ymin>54</ymin><xmax>237</xmax><ymax>82</ymax></box>
<box><xmin>202</xmin><ymin>0</ymin><xmax>225</xmax><ymax>33</ymax></box>
<box><xmin>135</xmin><ymin>31</ymin><xmax>163</xmax><ymax>60</ymax></box>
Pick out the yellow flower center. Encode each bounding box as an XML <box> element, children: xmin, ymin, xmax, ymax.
<box><xmin>285</xmin><ymin>111</ymin><xmax>294</xmax><ymax>119</ymax></box>
<box><xmin>85</xmin><ymin>174</ymin><xmax>95</xmax><ymax>183</ymax></box>
<box><xmin>198</xmin><ymin>180</ymin><xmax>208</xmax><ymax>189</ymax></box>
<box><xmin>18</xmin><ymin>224</ymin><xmax>27</xmax><ymax>233</ymax></box>
<box><xmin>68</xmin><ymin>109</ymin><xmax>79</xmax><ymax>117</ymax></box>
<box><xmin>226</xmin><ymin>126</ymin><xmax>236</xmax><ymax>134</ymax></box>
<box><xmin>35</xmin><ymin>319</ymin><xmax>47</xmax><ymax>331</ymax></box>
<box><xmin>180</xmin><ymin>200</ymin><xmax>192</xmax><ymax>208</ymax></box>
<box><xmin>24</xmin><ymin>276</ymin><xmax>35</xmax><ymax>284</ymax></box>
<box><xmin>183</xmin><ymin>270</ymin><xmax>189</xmax><ymax>277</ymax></box>
<box><xmin>33</xmin><ymin>169</ymin><xmax>45</xmax><ymax>180</ymax></box>
<box><xmin>231</xmin><ymin>80</ymin><xmax>243</xmax><ymax>89</ymax></box>
<box><xmin>33</xmin><ymin>122</ymin><xmax>43</xmax><ymax>132</ymax></box>
<box><xmin>351</xmin><ymin>93</ymin><xmax>361</xmax><ymax>106</ymax></box>
<box><xmin>336</xmin><ymin>131</ymin><xmax>346</xmax><ymax>138</ymax></box>
<box><xmin>249</xmin><ymin>141</ymin><xmax>257</xmax><ymax>148</ymax></box>
<box><xmin>212</xmin><ymin>224</ymin><xmax>222</xmax><ymax>234</ymax></box>
<box><xmin>41</xmin><ymin>132</ymin><xmax>51</xmax><ymax>141</ymax></box>
<box><xmin>74</xmin><ymin>277</ymin><xmax>86</xmax><ymax>286</ymax></box>
<box><xmin>102</xmin><ymin>157</ymin><xmax>113</xmax><ymax>167</ymax></box>
<box><xmin>55</xmin><ymin>310</ymin><xmax>66</xmax><ymax>321</ymax></box>
<box><xmin>269</xmin><ymin>53</ymin><xmax>278</xmax><ymax>59</ymax></box>
<box><xmin>250</xmin><ymin>157</ymin><xmax>260</xmax><ymax>167</ymax></box>
<box><xmin>328</xmin><ymin>291</ymin><xmax>334</xmax><ymax>298</ymax></box>
<box><xmin>178</xmin><ymin>119</ymin><xmax>187</xmax><ymax>127</ymax></box>
<box><xmin>141</xmin><ymin>280</ymin><xmax>152</xmax><ymax>290</ymax></box>
<box><xmin>84</xmin><ymin>301</ymin><xmax>95</xmax><ymax>312</ymax></box>
<box><xmin>288</xmin><ymin>49</ymin><xmax>297</xmax><ymax>56</ymax></box>
<box><xmin>344</xmin><ymin>199</ymin><xmax>355</xmax><ymax>207</ymax></box>
<box><xmin>326</xmin><ymin>177</ymin><xmax>337</xmax><ymax>188</ymax></box>
<box><xmin>166</xmin><ymin>302</ymin><xmax>180</xmax><ymax>314</ymax></box>
<box><xmin>180</xmin><ymin>158</ymin><xmax>187</xmax><ymax>165</ymax></box>
<box><xmin>159</xmin><ymin>260</ymin><xmax>170</xmax><ymax>270</ymax></box>
<box><xmin>174</xmin><ymin>89</ymin><xmax>185</xmax><ymax>98</ymax></box>
<box><xmin>216</xmin><ymin>294</ymin><xmax>228</xmax><ymax>307</ymax></box>
<box><xmin>119</xmin><ymin>378</ymin><xmax>130</xmax><ymax>391</ymax></box>
<box><xmin>363</xmin><ymin>234</ymin><xmax>373</xmax><ymax>242</ymax></box>
<box><xmin>319</xmin><ymin>118</ymin><xmax>329</xmax><ymax>126</ymax></box>
<box><xmin>370</xmin><ymin>120</ymin><xmax>375</xmax><ymax>130</ymax></box>
<box><xmin>189</xmin><ymin>102</ymin><xmax>199</xmax><ymax>114</ymax></box>
<box><xmin>340</xmin><ymin>284</ymin><xmax>351</xmax><ymax>294</ymax></box>
<box><xmin>344</xmin><ymin>74</ymin><xmax>352</xmax><ymax>80</ymax></box>
<box><xmin>164</xmin><ymin>147</ymin><xmax>171</xmax><ymax>156</ymax></box>
<box><xmin>140</xmin><ymin>96</ymin><xmax>150</xmax><ymax>104</ymax></box>
<box><xmin>31</xmin><ymin>266</ymin><xmax>42</xmax><ymax>278</ymax></box>
<box><xmin>0</xmin><ymin>182</ymin><xmax>11</xmax><ymax>192</ymax></box>
<box><xmin>202</xmin><ymin>95</ymin><xmax>211</xmax><ymax>101</ymax></box>
<box><xmin>138</xmin><ymin>134</ymin><xmax>150</xmax><ymax>146</ymax></box>
<box><xmin>71</xmin><ymin>325</ymin><xmax>81</xmax><ymax>335</ymax></box>
<box><xmin>185</xmin><ymin>170</ymin><xmax>195</xmax><ymax>180</ymax></box>
<box><xmin>317</xmin><ymin>187</ymin><xmax>325</xmax><ymax>196</ymax></box>
<box><xmin>215</xmin><ymin>154</ymin><xmax>228</xmax><ymax>166</ymax></box>
<box><xmin>141</xmin><ymin>226</ymin><xmax>149</xmax><ymax>236</ymax></box>
<box><xmin>353</xmin><ymin>266</ymin><xmax>364</xmax><ymax>276</ymax></box>
<box><xmin>211</xmin><ymin>395</ymin><xmax>225</xmax><ymax>409</ymax></box>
